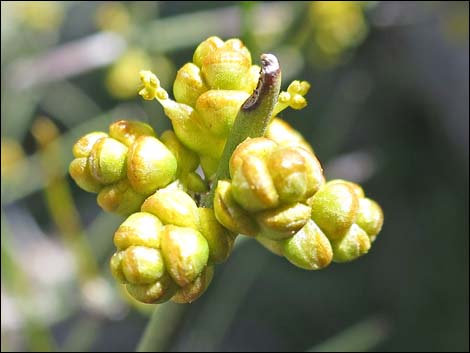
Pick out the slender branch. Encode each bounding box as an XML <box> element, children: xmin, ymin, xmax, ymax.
<box><xmin>201</xmin><ymin>53</ymin><xmax>282</xmax><ymax>207</ymax></box>
<box><xmin>136</xmin><ymin>302</ymin><xmax>187</xmax><ymax>352</ymax></box>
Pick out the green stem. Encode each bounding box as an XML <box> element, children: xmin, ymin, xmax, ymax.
<box><xmin>136</xmin><ymin>302</ymin><xmax>187</xmax><ymax>352</ymax></box>
<box><xmin>202</xmin><ymin>53</ymin><xmax>282</xmax><ymax>207</ymax></box>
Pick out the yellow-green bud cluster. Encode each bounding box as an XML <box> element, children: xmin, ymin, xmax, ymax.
<box><xmin>214</xmin><ymin>137</ymin><xmax>383</xmax><ymax>270</ymax></box>
<box><xmin>69</xmin><ymin>36</ymin><xmax>384</xmax><ymax>305</ymax></box>
<box><xmin>309</xmin><ymin>179</ymin><xmax>383</xmax><ymax>262</ymax></box>
<box><xmin>110</xmin><ymin>185</ymin><xmax>235</xmax><ymax>304</ymax></box>
<box><xmin>258</xmin><ymin>179</ymin><xmax>383</xmax><ymax>269</ymax></box>
<box><xmin>69</xmin><ymin>120</ymin><xmax>184</xmax><ymax>216</ymax></box>
<box><xmin>139</xmin><ymin>37</ymin><xmax>311</xmax><ymax>178</ymax></box>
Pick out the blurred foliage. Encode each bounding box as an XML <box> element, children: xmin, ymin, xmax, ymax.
<box><xmin>1</xmin><ymin>1</ymin><xmax>468</xmax><ymax>352</ymax></box>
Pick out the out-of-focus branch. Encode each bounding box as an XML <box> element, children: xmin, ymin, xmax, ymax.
<box><xmin>6</xmin><ymin>32</ymin><xmax>126</xmax><ymax>91</ymax></box>
<box><xmin>5</xmin><ymin>2</ymin><xmax>297</xmax><ymax>91</ymax></box>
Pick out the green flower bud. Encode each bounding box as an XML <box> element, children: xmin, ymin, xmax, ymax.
<box><xmin>88</xmin><ymin>137</ymin><xmax>128</xmax><ymax>184</ymax></box>
<box><xmin>356</xmin><ymin>198</ymin><xmax>383</xmax><ymax>242</ymax></box>
<box><xmin>97</xmin><ymin>179</ymin><xmax>146</xmax><ymax>216</ymax></box>
<box><xmin>160</xmin><ymin>225</ymin><xmax>209</xmax><ymax>287</ymax></box>
<box><xmin>172</xmin><ymin>266</ymin><xmax>214</xmax><ymax>304</ymax></box>
<box><xmin>256</xmin><ymin>203</ymin><xmax>312</xmax><ymax>240</ymax></box>
<box><xmin>243</xmin><ymin>64</ymin><xmax>261</xmax><ymax>94</ymax></box>
<box><xmin>282</xmin><ymin>220</ymin><xmax>333</xmax><ymax>270</ymax></box>
<box><xmin>224</xmin><ymin>38</ymin><xmax>252</xmax><ymax>63</ymax></box>
<box><xmin>164</xmin><ymin>102</ymin><xmax>225</xmax><ymax>159</ymax></box>
<box><xmin>126</xmin><ymin>274</ymin><xmax>178</xmax><ymax>304</ymax></box>
<box><xmin>181</xmin><ymin>172</ymin><xmax>208</xmax><ymax>193</ymax></box>
<box><xmin>231</xmin><ymin>154</ymin><xmax>280</xmax><ymax>212</ymax></box>
<box><xmin>213</xmin><ymin>180</ymin><xmax>259</xmax><ymax>236</ymax></box>
<box><xmin>256</xmin><ymin>236</ymin><xmax>284</xmax><ymax>256</ymax></box>
<box><xmin>229</xmin><ymin>137</ymin><xmax>277</xmax><ymax>175</ymax></box>
<box><xmin>193</xmin><ymin>36</ymin><xmax>224</xmax><ymax>68</ymax></box>
<box><xmin>230</xmin><ymin>137</ymin><xmax>324</xmax><ymax>212</ymax></box>
<box><xmin>109</xmin><ymin>120</ymin><xmax>155</xmax><ymax>147</ymax></box>
<box><xmin>120</xmin><ymin>245</ymin><xmax>165</xmax><ymax>284</ymax></box>
<box><xmin>201</xmin><ymin>39</ymin><xmax>252</xmax><ymax>90</ymax></box>
<box><xmin>198</xmin><ymin>208</ymin><xmax>235</xmax><ymax>264</ymax></box>
<box><xmin>127</xmin><ymin>135</ymin><xmax>178</xmax><ymax>195</ymax></box>
<box><xmin>265</xmin><ymin>118</ymin><xmax>314</xmax><ymax>153</ymax></box>
<box><xmin>69</xmin><ymin>157</ymin><xmax>103</xmax><ymax>193</ymax></box>
<box><xmin>114</xmin><ymin>212</ymin><xmax>162</xmax><ymax>250</ymax></box>
<box><xmin>160</xmin><ymin>130</ymin><xmax>199</xmax><ymax>175</ymax></box>
<box><xmin>267</xmin><ymin>146</ymin><xmax>324</xmax><ymax>203</ymax></box>
<box><xmin>72</xmin><ymin>132</ymin><xmax>108</xmax><ymax>158</ymax></box>
<box><xmin>310</xmin><ymin>180</ymin><xmax>359</xmax><ymax>240</ymax></box>
<box><xmin>196</xmin><ymin>90</ymin><xmax>250</xmax><ymax>137</ymax></box>
<box><xmin>327</xmin><ymin>179</ymin><xmax>364</xmax><ymax>199</ymax></box>
<box><xmin>173</xmin><ymin>63</ymin><xmax>208</xmax><ymax>107</ymax></box>
<box><xmin>141</xmin><ymin>188</ymin><xmax>199</xmax><ymax>229</ymax></box>
<box><xmin>331</xmin><ymin>224</ymin><xmax>371</xmax><ymax>263</ymax></box>
<box><xmin>110</xmin><ymin>252</ymin><xmax>126</xmax><ymax>283</ymax></box>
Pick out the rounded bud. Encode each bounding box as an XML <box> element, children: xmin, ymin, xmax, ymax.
<box><xmin>120</xmin><ymin>245</ymin><xmax>165</xmax><ymax>285</ymax></box>
<box><xmin>160</xmin><ymin>225</ymin><xmax>209</xmax><ymax>287</ymax></box>
<box><xmin>231</xmin><ymin>154</ymin><xmax>280</xmax><ymax>212</ymax></box>
<box><xmin>172</xmin><ymin>266</ymin><xmax>214</xmax><ymax>304</ymax></box>
<box><xmin>201</xmin><ymin>41</ymin><xmax>251</xmax><ymax>90</ymax></box>
<box><xmin>141</xmin><ymin>189</ymin><xmax>199</xmax><ymax>229</ymax></box>
<box><xmin>256</xmin><ymin>203</ymin><xmax>312</xmax><ymax>240</ymax></box>
<box><xmin>110</xmin><ymin>252</ymin><xmax>126</xmax><ymax>283</ymax></box>
<box><xmin>193</xmin><ymin>36</ymin><xmax>224</xmax><ymax>68</ymax></box>
<box><xmin>198</xmin><ymin>208</ymin><xmax>235</xmax><ymax>264</ymax></box>
<box><xmin>109</xmin><ymin>120</ymin><xmax>155</xmax><ymax>146</ymax></box>
<box><xmin>160</xmin><ymin>130</ymin><xmax>199</xmax><ymax>175</ymax></box>
<box><xmin>213</xmin><ymin>180</ymin><xmax>259</xmax><ymax>236</ymax></box>
<box><xmin>69</xmin><ymin>157</ymin><xmax>102</xmax><ymax>193</ymax></box>
<box><xmin>113</xmin><ymin>212</ymin><xmax>162</xmax><ymax>250</ymax></box>
<box><xmin>267</xmin><ymin>146</ymin><xmax>323</xmax><ymax>203</ymax></box>
<box><xmin>331</xmin><ymin>224</ymin><xmax>371</xmax><ymax>263</ymax></box>
<box><xmin>229</xmin><ymin>137</ymin><xmax>277</xmax><ymax>175</ymax></box>
<box><xmin>327</xmin><ymin>179</ymin><xmax>364</xmax><ymax>199</ymax></box>
<box><xmin>173</xmin><ymin>63</ymin><xmax>208</xmax><ymax>107</ymax></box>
<box><xmin>310</xmin><ymin>180</ymin><xmax>359</xmax><ymax>240</ymax></box>
<box><xmin>243</xmin><ymin>64</ymin><xmax>261</xmax><ymax>93</ymax></box>
<box><xmin>181</xmin><ymin>172</ymin><xmax>208</xmax><ymax>193</ymax></box>
<box><xmin>230</xmin><ymin>137</ymin><xmax>324</xmax><ymax>212</ymax></box>
<box><xmin>166</xmin><ymin>104</ymin><xmax>225</xmax><ymax>159</ymax></box>
<box><xmin>256</xmin><ymin>236</ymin><xmax>284</xmax><ymax>256</ymax></box>
<box><xmin>72</xmin><ymin>132</ymin><xmax>108</xmax><ymax>158</ymax></box>
<box><xmin>266</xmin><ymin>118</ymin><xmax>314</xmax><ymax>153</ymax></box>
<box><xmin>126</xmin><ymin>274</ymin><xmax>177</xmax><ymax>304</ymax></box>
<box><xmin>97</xmin><ymin>179</ymin><xmax>146</xmax><ymax>216</ymax></box>
<box><xmin>196</xmin><ymin>90</ymin><xmax>249</xmax><ymax>137</ymax></box>
<box><xmin>88</xmin><ymin>137</ymin><xmax>128</xmax><ymax>184</ymax></box>
<box><xmin>127</xmin><ymin>135</ymin><xmax>178</xmax><ymax>195</ymax></box>
<box><xmin>282</xmin><ymin>220</ymin><xmax>333</xmax><ymax>270</ymax></box>
<box><xmin>356</xmin><ymin>198</ymin><xmax>383</xmax><ymax>242</ymax></box>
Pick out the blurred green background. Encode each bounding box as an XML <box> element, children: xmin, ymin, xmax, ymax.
<box><xmin>1</xmin><ymin>1</ymin><xmax>468</xmax><ymax>352</ymax></box>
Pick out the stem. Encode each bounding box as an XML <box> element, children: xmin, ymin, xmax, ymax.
<box><xmin>202</xmin><ymin>53</ymin><xmax>282</xmax><ymax>207</ymax></box>
<box><xmin>136</xmin><ymin>302</ymin><xmax>187</xmax><ymax>352</ymax></box>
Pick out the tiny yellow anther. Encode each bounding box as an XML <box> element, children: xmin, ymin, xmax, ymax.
<box><xmin>139</xmin><ymin>70</ymin><xmax>161</xmax><ymax>100</ymax></box>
